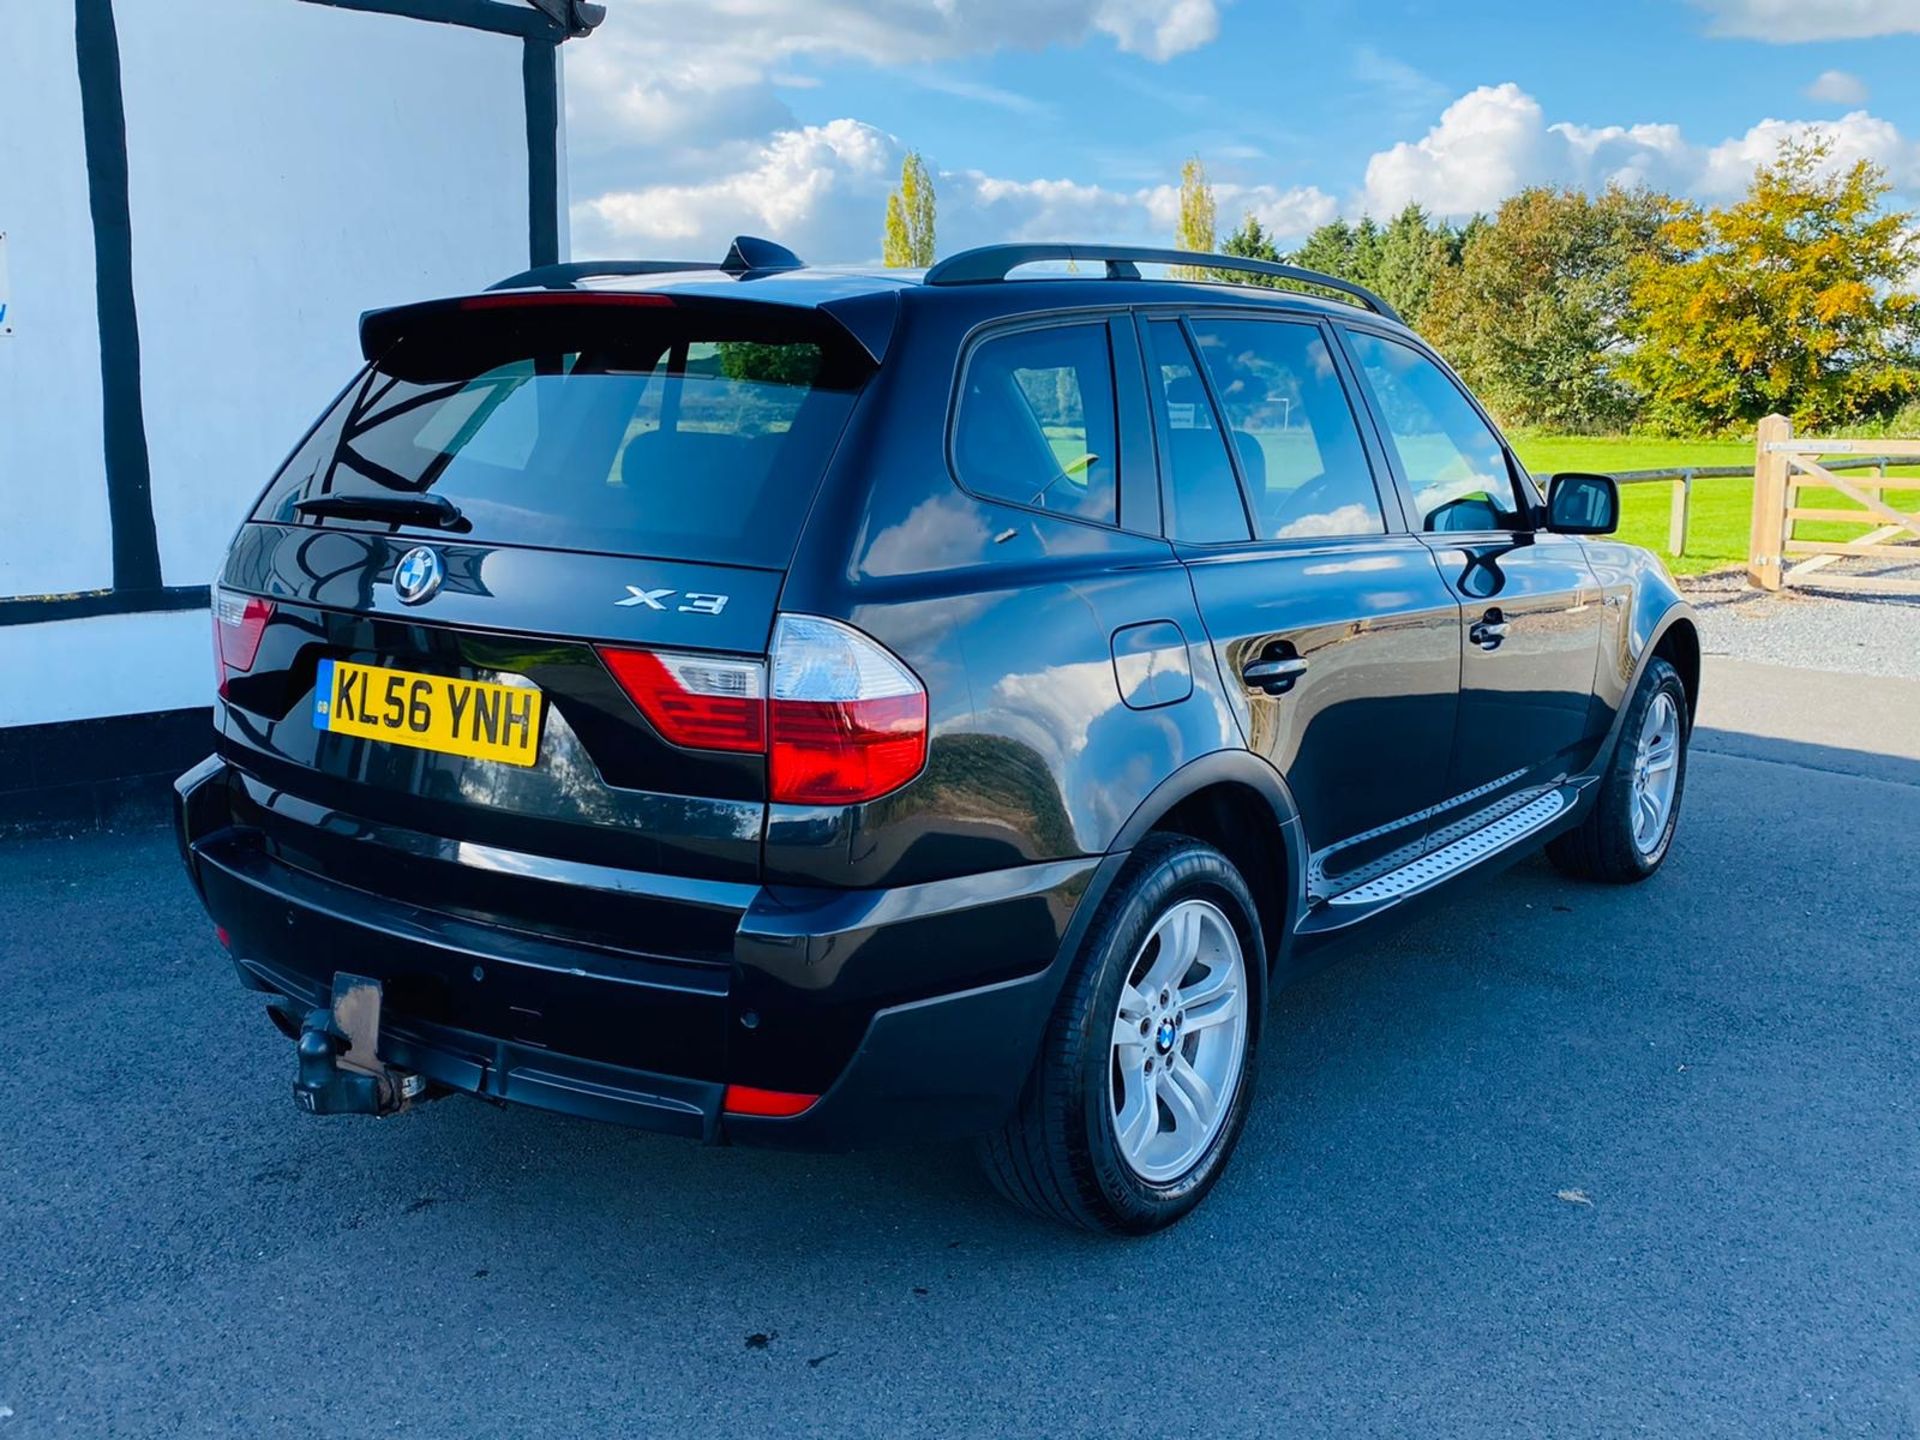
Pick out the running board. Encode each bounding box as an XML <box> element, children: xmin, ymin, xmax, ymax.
<box><xmin>1325</xmin><ymin>788</ymin><xmax>1569</xmax><ymax>908</ymax></box>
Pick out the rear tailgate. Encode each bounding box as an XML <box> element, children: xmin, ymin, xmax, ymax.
<box><xmin>212</xmin><ymin>291</ymin><xmax>873</xmax><ymax>921</ymax></box>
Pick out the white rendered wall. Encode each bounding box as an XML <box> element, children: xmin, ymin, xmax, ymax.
<box><xmin>0</xmin><ymin>2</ymin><xmax>115</xmax><ymax>599</ymax></box>
<box><xmin>0</xmin><ymin>610</ymin><xmax>212</xmax><ymax>728</ymax></box>
<box><xmin>116</xmin><ymin>0</ymin><xmax>531</xmax><ymax>594</ymax></box>
<box><xmin>1</xmin><ymin>0</ymin><xmax>539</xmax><ymax>724</ymax></box>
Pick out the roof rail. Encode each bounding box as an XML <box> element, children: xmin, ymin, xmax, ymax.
<box><xmin>921</xmin><ymin>243</ymin><xmax>1402</xmax><ymax>323</ymax></box>
<box><xmin>489</xmin><ymin>236</ymin><xmax>806</xmax><ymax>291</ymax></box>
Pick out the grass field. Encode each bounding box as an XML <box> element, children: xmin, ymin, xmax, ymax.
<box><xmin>1038</xmin><ymin>422</ymin><xmax>1916</xmax><ymax>576</ymax></box>
<box><xmin>1512</xmin><ymin>435</ymin><xmax>1920</xmax><ymax>575</ymax></box>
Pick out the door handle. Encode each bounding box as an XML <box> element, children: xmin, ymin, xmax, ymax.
<box><xmin>1242</xmin><ymin>655</ymin><xmax>1308</xmax><ymax>694</ymax></box>
<box><xmin>1470</xmin><ymin>612</ymin><xmax>1511</xmax><ymax>650</ymax></box>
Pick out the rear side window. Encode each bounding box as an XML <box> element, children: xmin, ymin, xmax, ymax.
<box><xmin>1145</xmin><ymin>320</ymin><xmax>1250</xmax><ymax>545</ymax></box>
<box><xmin>253</xmin><ymin>303</ymin><xmax>871</xmax><ymax>568</ymax></box>
<box><xmin>953</xmin><ymin>323</ymin><xmax>1118</xmax><ymax>525</ymax></box>
<box><xmin>1187</xmin><ymin>318</ymin><xmax>1384</xmax><ymax>541</ymax></box>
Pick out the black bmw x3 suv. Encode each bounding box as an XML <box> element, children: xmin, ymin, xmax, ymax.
<box><xmin>177</xmin><ymin>236</ymin><xmax>1699</xmax><ymax>1233</ymax></box>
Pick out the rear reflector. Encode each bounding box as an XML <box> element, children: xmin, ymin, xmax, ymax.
<box><xmin>722</xmin><ymin>1084</ymin><xmax>819</xmax><ymax>1118</ymax></box>
<box><xmin>598</xmin><ymin>616</ymin><xmax>929</xmax><ymax>806</ymax></box>
<box><xmin>213</xmin><ymin>587</ymin><xmax>273</xmax><ymax>698</ymax></box>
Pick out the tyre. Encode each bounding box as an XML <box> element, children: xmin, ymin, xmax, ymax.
<box><xmin>979</xmin><ymin>835</ymin><xmax>1263</xmax><ymax>1235</ymax></box>
<box><xmin>1547</xmin><ymin>656</ymin><xmax>1690</xmax><ymax>884</ymax></box>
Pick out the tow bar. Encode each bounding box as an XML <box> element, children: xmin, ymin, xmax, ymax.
<box><xmin>293</xmin><ymin>973</ymin><xmax>427</xmax><ymax>1117</ymax></box>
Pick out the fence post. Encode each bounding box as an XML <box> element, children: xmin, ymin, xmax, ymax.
<box><xmin>1749</xmin><ymin>414</ymin><xmax>1791</xmax><ymax>591</ymax></box>
<box><xmin>1668</xmin><ymin>470</ymin><xmax>1692</xmax><ymax>557</ymax></box>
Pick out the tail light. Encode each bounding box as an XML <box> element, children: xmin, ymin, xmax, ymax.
<box><xmin>597</xmin><ymin>614</ymin><xmax>928</xmax><ymax>806</ymax></box>
<box><xmin>597</xmin><ymin>648</ymin><xmax>765</xmax><ymax>752</ymax></box>
<box><xmin>213</xmin><ymin>587</ymin><xmax>273</xmax><ymax>698</ymax></box>
<box><xmin>767</xmin><ymin>615</ymin><xmax>927</xmax><ymax>805</ymax></box>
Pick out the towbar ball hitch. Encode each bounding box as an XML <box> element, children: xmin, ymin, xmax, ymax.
<box><xmin>293</xmin><ymin>974</ymin><xmax>426</xmax><ymax>1117</ymax></box>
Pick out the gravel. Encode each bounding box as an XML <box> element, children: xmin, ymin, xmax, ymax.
<box><xmin>1679</xmin><ymin>565</ymin><xmax>1920</xmax><ymax>680</ymax></box>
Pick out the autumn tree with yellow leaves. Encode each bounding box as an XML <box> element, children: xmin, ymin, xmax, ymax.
<box><xmin>883</xmin><ymin>151</ymin><xmax>938</xmax><ymax>267</ymax></box>
<box><xmin>1623</xmin><ymin>140</ymin><xmax>1920</xmax><ymax>432</ymax></box>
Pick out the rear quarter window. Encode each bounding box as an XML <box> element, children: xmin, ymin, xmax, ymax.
<box><xmin>951</xmin><ymin>321</ymin><xmax>1119</xmax><ymax>525</ymax></box>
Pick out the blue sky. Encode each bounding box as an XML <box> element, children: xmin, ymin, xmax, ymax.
<box><xmin>563</xmin><ymin>0</ymin><xmax>1920</xmax><ymax>262</ymax></box>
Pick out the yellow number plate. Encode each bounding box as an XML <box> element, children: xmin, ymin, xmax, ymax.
<box><xmin>312</xmin><ymin>659</ymin><xmax>543</xmax><ymax>767</ymax></box>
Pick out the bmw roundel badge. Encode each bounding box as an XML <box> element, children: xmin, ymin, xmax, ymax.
<box><xmin>393</xmin><ymin>545</ymin><xmax>443</xmax><ymax>605</ymax></box>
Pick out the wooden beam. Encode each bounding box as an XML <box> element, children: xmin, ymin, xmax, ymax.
<box><xmin>1770</xmin><ymin>438</ymin><xmax>1920</xmax><ymax>457</ymax></box>
<box><xmin>1783</xmin><ymin>572</ymin><xmax>1920</xmax><ymax>596</ymax></box>
<box><xmin>1786</xmin><ymin>455</ymin><xmax>1920</xmax><ymax>539</ymax></box>
<box><xmin>1788</xmin><ymin>507</ymin><xmax>1910</xmax><ymax>522</ymax></box>
<box><xmin>1787</xmin><ymin>524</ymin><xmax>1903</xmax><ymax>578</ymax></box>
<box><xmin>1750</xmin><ymin>414</ymin><xmax>1791</xmax><ymax>590</ymax></box>
<box><xmin>1784</xmin><ymin>540</ymin><xmax>1920</xmax><ymax>560</ymax></box>
<box><xmin>1668</xmin><ymin>472</ymin><xmax>1691</xmax><ymax>557</ymax></box>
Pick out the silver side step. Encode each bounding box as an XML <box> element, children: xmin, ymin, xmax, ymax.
<box><xmin>1326</xmin><ymin>789</ymin><xmax>1568</xmax><ymax>907</ymax></box>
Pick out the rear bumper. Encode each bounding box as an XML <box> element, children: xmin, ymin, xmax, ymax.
<box><xmin>176</xmin><ymin>756</ymin><xmax>1114</xmax><ymax>1147</ymax></box>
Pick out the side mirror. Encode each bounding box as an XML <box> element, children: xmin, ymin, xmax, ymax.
<box><xmin>1546</xmin><ymin>472</ymin><xmax>1619</xmax><ymax>535</ymax></box>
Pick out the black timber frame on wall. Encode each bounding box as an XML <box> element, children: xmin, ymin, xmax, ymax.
<box><xmin>0</xmin><ymin>0</ymin><xmax>571</xmax><ymax>629</ymax></box>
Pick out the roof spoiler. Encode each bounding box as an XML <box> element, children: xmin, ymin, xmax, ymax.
<box><xmin>357</xmin><ymin>233</ymin><xmax>896</xmax><ymax>365</ymax></box>
<box><xmin>923</xmin><ymin>243</ymin><xmax>1402</xmax><ymax>322</ymax></box>
<box><xmin>487</xmin><ymin>235</ymin><xmax>804</xmax><ymax>292</ymax></box>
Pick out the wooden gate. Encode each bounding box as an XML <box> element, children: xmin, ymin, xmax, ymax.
<box><xmin>1748</xmin><ymin>414</ymin><xmax>1920</xmax><ymax>594</ymax></box>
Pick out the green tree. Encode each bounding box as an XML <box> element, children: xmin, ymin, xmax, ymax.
<box><xmin>1423</xmin><ymin>185</ymin><xmax>1669</xmax><ymax>432</ymax></box>
<box><xmin>1218</xmin><ymin>212</ymin><xmax>1284</xmax><ymax>285</ymax></box>
<box><xmin>1623</xmin><ymin>139</ymin><xmax>1920</xmax><ymax>431</ymax></box>
<box><xmin>1173</xmin><ymin>156</ymin><xmax>1217</xmax><ymax>278</ymax></box>
<box><xmin>1290</xmin><ymin>217</ymin><xmax>1385</xmax><ymax>297</ymax></box>
<box><xmin>882</xmin><ymin>150</ymin><xmax>937</xmax><ymax>267</ymax></box>
<box><xmin>1370</xmin><ymin>204</ymin><xmax>1458</xmax><ymax>326</ymax></box>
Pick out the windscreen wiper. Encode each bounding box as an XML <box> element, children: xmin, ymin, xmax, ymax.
<box><xmin>293</xmin><ymin>493</ymin><xmax>470</xmax><ymax>532</ymax></box>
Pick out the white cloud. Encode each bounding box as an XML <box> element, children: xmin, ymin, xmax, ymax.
<box><xmin>1362</xmin><ymin>84</ymin><xmax>1550</xmax><ymax>217</ymax></box>
<box><xmin>1360</xmin><ymin>83</ymin><xmax>1920</xmax><ymax>218</ymax></box>
<box><xmin>1696</xmin><ymin>110</ymin><xmax>1919</xmax><ymax>192</ymax></box>
<box><xmin>575</xmin><ymin>119</ymin><xmax>897</xmax><ymax>254</ymax></box>
<box><xmin>1694</xmin><ymin>0</ymin><xmax>1920</xmax><ymax>40</ymax></box>
<box><xmin>565</xmin><ymin>0</ymin><xmax>1223</xmax><ymax>158</ymax></box>
<box><xmin>574</xmin><ymin>119</ymin><xmax>1336</xmax><ymax>264</ymax></box>
<box><xmin>1806</xmin><ymin>68</ymin><xmax>1870</xmax><ymax>105</ymax></box>
<box><xmin>1141</xmin><ymin>180</ymin><xmax>1339</xmax><ymax>238</ymax></box>
<box><xmin>573</xmin><ymin>82</ymin><xmax>1920</xmax><ymax>265</ymax></box>
<box><xmin>1097</xmin><ymin>0</ymin><xmax>1222</xmax><ymax>59</ymax></box>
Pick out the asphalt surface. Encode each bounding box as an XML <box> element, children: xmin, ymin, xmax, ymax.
<box><xmin>3</xmin><ymin>656</ymin><xmax>1917</xmax><ymax>1438</ymax></box>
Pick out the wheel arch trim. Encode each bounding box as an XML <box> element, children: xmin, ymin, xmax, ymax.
<box><xmin>1593</xmin><ymin>600</ymin><xmax>1700</xmax><ymax>771</ymax></box>
<box><xmin>1108</xmin><ymin>749</ymin><xmax>1307</xmax><ymax>970</ymax></box>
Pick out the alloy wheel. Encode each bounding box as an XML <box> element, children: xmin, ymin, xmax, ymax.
<box><xmin>1631</xmin><ymin>690</ymin><xmax>1681</xmax><ymax>856</ymax></box>
<box><xmin>1109</xmin><ymin>899</ymin><xmax>1249</xmax><ymax>1183</ymax></box>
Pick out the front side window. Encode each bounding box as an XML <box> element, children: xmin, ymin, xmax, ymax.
<box><xmin>953</xmin><ymin>323</ymin><xmax>1118</xmax><ymax>524</ymax></box>
<box><xmin>1344</xmin><ymin>330</ymin><xmax>1527</xmax><ymax>533</ymax></box>
<box><xmin>1188</xmin><ymin>318</ymin><xmax>1384</xmax><ymax>540</ymax></box>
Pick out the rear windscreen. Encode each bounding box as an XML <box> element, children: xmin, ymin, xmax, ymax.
<box><xmin>253</xmin><ymin>301</ymin><xmax>872</xmax><ymax>568</ymax></box>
